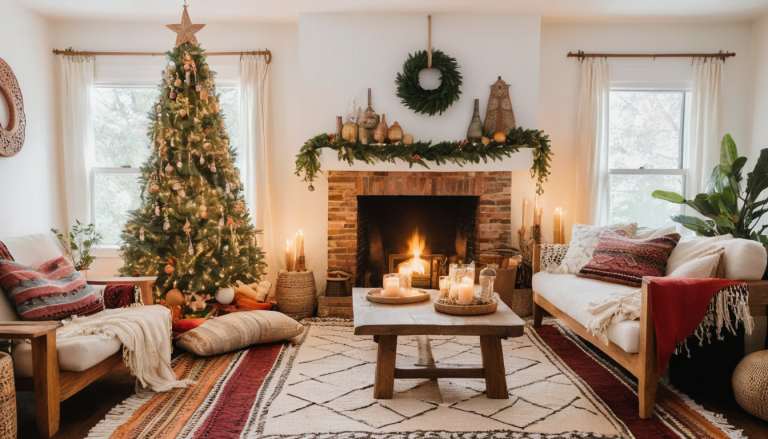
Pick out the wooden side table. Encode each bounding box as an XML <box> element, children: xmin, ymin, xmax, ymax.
<box><xmin>0</xmin><ymin>322</ymin><xmax>62</xmax><ymax>438</ymax></box>
<box><xmin>87</xmin><ymin>276</ymin><xmax>157</xmax><ymax>306</ymax></box>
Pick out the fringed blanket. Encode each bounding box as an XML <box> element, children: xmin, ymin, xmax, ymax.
<box><xmin>586</xmin><ymin>278</ymin><xmax>753</xmax><ymax>373</ymax></box>
<box><xmin>57</xmin><ymin>305</ymin><xmax>196</xmax><ymax>392</ymax></box>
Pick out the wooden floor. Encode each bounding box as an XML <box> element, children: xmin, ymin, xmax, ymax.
<box><xmin>14</xmin><ymin>347</ymin><xmax>768</xmax><ymax>438</ymax></box>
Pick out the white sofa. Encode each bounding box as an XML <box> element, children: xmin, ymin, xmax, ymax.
<box><xmin>531</xmin><ymin>232</ymin><xmax>768</xmax><ymax>419</ymax></box>
<box><xmin>0</xmin><ymin>233</ymin><xmax>139</xmax><ymax>438</ymax></box>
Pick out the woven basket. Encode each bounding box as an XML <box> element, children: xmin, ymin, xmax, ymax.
<box><xmin>276</xmin><ymin>270</ymin><xmax>318</xmax><ymax>320</ymax></box>
<box><xmin>510</xmin><ymin>287</ymin><xmax>533</xmax><ymax>317</ymax></box>
<box><xmin>0</xmin><ymin>352</ymin><xmax>16</xmax><ymax>439</ymax></box>
<box><xmin>732</xmin><ymin>350</ymin><xmax>768</xmax><ymax>421</ymax></box>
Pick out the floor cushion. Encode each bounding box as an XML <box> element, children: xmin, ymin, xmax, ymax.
<box><xmin>577</xmin><ymin>230</ymin><xmax>680</xmax><ymax>287</ymax></box>
<box><xmin>12</xmin><ymin>335</ymin><xmax>122</xmax><ymax>377</ymax></box>
<box><xmin>533</xmin><ymin>272</ymin><xmax>641</xmax><ymax>353</ymax></box>
<box><xmin>176</xmin><ymin>311</ymin><xmax>304</xmax><ymax>357</ymax></box>
<box><xmin>554</xmin><ymin>223</ymin><xmax>638</xmax><ymax>274</ymax></box>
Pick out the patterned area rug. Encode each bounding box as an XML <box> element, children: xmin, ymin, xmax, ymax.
<box><xmin>87</xmin><ymin>320</ymin><xmax>742</xmax><ymax>439</ymax></box>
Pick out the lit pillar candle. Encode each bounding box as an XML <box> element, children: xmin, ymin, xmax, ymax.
<box><xmin>399</xmin><ymin>264</ymin><xmax>413</xmax><ymax>295</ymax></box>
<box><xmin>449</xmin><ymin>282</ymin><xmax>460</xmax><ymax>301</ymax></box>
<box><xmin>458</xmin><ymin>276</ymin><xmax>474</xmax><ymax>304</ymax></box>
<box><xmin>382</xmin><ymin>274</ymin><xmax>400</xmax><ymax>297</ymax></box>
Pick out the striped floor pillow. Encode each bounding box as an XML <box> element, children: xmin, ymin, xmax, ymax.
<box><xmin>0</xmin><ymin>256</ymin><xmax>99</xmax><ymax>320</ymax></box>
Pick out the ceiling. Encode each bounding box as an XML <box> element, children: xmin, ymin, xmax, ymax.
<box><xmin>12</xmin><ymin>0</ymin><xmax>768</xmax><ymax>24</ymax></box>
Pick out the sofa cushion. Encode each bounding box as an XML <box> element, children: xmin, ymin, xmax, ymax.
<box><xmin>577</xmin><ymin>230</ymin><xmax>681</xmax><ymax>287</ymax></box>
<box><xmin>667</xmin><ymin>247</ymin><xmax>723</xmax><ymax>278</ymax></box>
<box><xmin>667</xmin><ymin>235</ymin><xmax>766</xmax><ymax>281</ymax></box>
<box><xmin>533</xmin><ymin>272</ymin><xmax>641</xmax><ymax>353</ymax></box>
<box><xmin>554</xmin><ymin>223</ymin><xmax>638</xmax><ymax>274</ymax></box>
<box><xmin>12</xmin><ymin>334</ymin><xmax>122</xmax><ymax>377</ymax></box>
<box><xmin>0</xmin><ymin>257</ymin><xmax>100</xmax><ymax>320</ymax></box>
<box><xmin>634</xmin><ymin>225</ymin><xmax>677</xmax><ymax>240</ymax></box>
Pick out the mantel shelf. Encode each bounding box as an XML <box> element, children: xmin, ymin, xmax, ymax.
<box><xmin>318</xmin><ymin>148</ymin><xmax>533</xmax><ymax>173</ymax></box>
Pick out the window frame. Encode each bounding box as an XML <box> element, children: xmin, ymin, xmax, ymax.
<box><xmin>607</xmin><ymin>88</ymin><xmax>690</xmax><ymax>225</ymax></box>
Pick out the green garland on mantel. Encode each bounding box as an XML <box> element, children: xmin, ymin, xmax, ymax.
<box><xmin>295</xmin><ymin>127</ymin><xmax>553</xmax><ymax>194</ymax></box>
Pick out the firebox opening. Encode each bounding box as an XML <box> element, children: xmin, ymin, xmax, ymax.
<box><xmin>356</xmin><ymin>195</ymin><xmax>480</xmax><ymax>288</ymax></box>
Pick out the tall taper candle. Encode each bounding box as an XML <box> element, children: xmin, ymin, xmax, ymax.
<box><xmin>298</xmin><ymin>229</ymin><xmax>305</xmax><ymax>257</ymax></box>
<box><xmin>522</xmin><ymin>199</ymin><xmax>528</xmax><ymax>228</ymax></box>
<box><xmin>553</xmin><ymin>208</ymin><xmax>561</xmax><ymax>244</ymax></box>
<box><xmin>285</xmin><ymin>239</ymin><xmax>291</xmax><ymax>271</ymax></box>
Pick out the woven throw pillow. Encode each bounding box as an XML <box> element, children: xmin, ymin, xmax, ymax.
<box><xmin>577</xmin><ymin>230</ymin><xmax>681</xmax><ymax>287</ymax></box>
<box><xmin>554</xmin><ymin>223</ymin><xmax>638</xmax><ymax>274</ymax></box>
<box><xmin>667</xmin><ymin>247</ymin><xmax>724</xmax><ymax>279</ymax></box>
<box><xmin>0</xmin><ymin>256</ymin><xmax>100</xmax><ymax>320</ymax></box>
<box><xmin>176</xmin><ymin>311</ymin><xmax>304</xmax><ymax>356</ymax></box>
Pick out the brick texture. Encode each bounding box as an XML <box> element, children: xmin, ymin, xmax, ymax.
<box><xmin>327</xmin><ymin>171</ymin><xmax>513</xmax><ymax>279</ymax></box>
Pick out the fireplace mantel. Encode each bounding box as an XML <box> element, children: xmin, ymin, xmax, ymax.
<box><xmin>319</xmin><ymin>148</ymin><xmax>533</xmax><ymax>173</ymax></box>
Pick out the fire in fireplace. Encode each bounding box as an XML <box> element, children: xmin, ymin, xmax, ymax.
<box><xmin>356</xmin><ymin>195</ymin><xmax>480</xmax><ymax>288</ymax></box>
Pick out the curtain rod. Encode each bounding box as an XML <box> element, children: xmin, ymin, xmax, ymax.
<box><xmin>567</xmin><ymin>50</ymin><xmax>735</xmax><ymax>61</ymax></box>
<box><xmin>52</xmin><ymin>48</ymin><xmax>272</xmax><ymax>64</ymax></box>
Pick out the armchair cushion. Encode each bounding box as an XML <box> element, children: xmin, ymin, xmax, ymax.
<box><xmin>12</xmin><ymin>335</ymin><xmax>122</xmax><ymax>377</ymax></box>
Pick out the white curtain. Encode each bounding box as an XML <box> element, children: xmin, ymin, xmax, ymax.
<box><xmin>575</xmin><ymin>58</ymin><xmax>611</xmax><ymax>226</ymax></box>
<box><xmin>686</xmin><ymin>58</ymin><xmax>723</xmax><ymax>197</ymax></box>
<box><xmin>61</xmin><ymin>55</ymin><xmax>95</xmax><ymax>230</ymax></box>
<box><xmin>239</xmin><ymin>55</ymin><xmax>277</xmax><ymax>280</ymax></box>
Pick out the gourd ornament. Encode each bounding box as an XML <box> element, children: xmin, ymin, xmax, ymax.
<box><xmin>388</xmin><ymin>122</ymin><xmax>404</xmax><ymax>144</ymax></box>
<box><xmin>342</xmin><ymin>122</ymin><xmax>359</xmax><ymax>142</ymax></box>
<box><xmin>374</xmin><ymin>114</ymin><xmax>389</xmax><ymax>144</ymax></box>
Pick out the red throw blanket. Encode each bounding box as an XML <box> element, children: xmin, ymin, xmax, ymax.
<box><xmin>648</xmin><ymin>277</ymin><xmax>748</xmax><ymax>374</ymax></box>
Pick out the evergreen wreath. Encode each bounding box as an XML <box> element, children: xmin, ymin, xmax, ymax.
<box><xmin>295</xmin><ymin>127</ymin><xmax>553</xmax><ymax>194</ymax></box>
<box><xmin>395</xmin><ymin>50</ymin><xmax>463</xmax><ymax>116</ymax></box>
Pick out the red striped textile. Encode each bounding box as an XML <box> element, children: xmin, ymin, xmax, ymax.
<box><xmin>0</xmin><ymin>256</ymin><xmax>99</xmax><ymax>320</ymax></box>
<box><xmin>0</xmin><ymin>242</ymin><xmax>13</xmax><ymax>261</ymax></box>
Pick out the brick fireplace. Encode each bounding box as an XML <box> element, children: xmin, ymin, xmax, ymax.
<box><xmin>327</xmin><ymin>171</ymin><xmax>513</xmax><ymax>288</ymax></box>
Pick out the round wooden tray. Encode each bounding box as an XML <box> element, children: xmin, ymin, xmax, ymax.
<box><xmin>366</xmin><ymin>289</ymin><xmax>431</xmax><ymax>304</ymax></box>
<box><xmin>433</xmin><ymin>299</ymin><xmax>498</xmax><ymax>315</ymax></box>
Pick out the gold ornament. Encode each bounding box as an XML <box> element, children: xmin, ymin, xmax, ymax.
<box><xmin>166</xmin><ymin>5</ymin><xmax>206</xmax><ymax>47</ymax></box>
<box><xmin>493</xmin><ymin>131</ymin><xmax>507</xmax><ymax>143</ymax></box>
<box><xmin>165</xmin><ymin>288</ymin><xmax>184</xmax><ymax>306</ymax></box>
<box><xmin>387</xmin><ymin>122</ymin><xmax>404</xmax><ymax>143</ymax></box>
<box><xmin>481</xmin><ymin>136</ymin><xmax>491</xmax><ymax>145</ymax></box>
<box><xmin>164</xmin><ymin>264</ymin><xmax>176</xmax><ymax>275</ymax></box>
<box><xmin>149</xmin><ymin>185</ymin><xmax>160</xmax><ymax>194</ymax></box>
<box><xmin>341</xmin><ymin>123</ymin><xmax>359</xmax><ymax>142</ymax></box>
<box><xmin>402</xmin><ymin>134</ymin><xmax>414</xmax><ymax>145</ymax></box>
<box><xmin>374</xmin><ymin>114</ymin><xmax>389</xmax><ymax>144</ymax></box>
<box><xmin>179</xmin><ymin>109</ymin><xmax>187</xmax><ymax>118</ymax></box>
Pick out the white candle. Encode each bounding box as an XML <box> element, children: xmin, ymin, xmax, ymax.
<box><xmin>383</xmin><ymin>276</ymin><xmax>400</xmax><ymax>297</ymax></box>
<box><xmin>449</xmin><ymin>282</ymin><xmax>460</xmax><ymax>301</ymax></box>
<box><xmin>522</xmin><ymin>199</ymin><xmax>528</xmax><ymax>228</ymax></box>
<box><xmin>459</xmin><ymin>276</ymin><xmax>474</xmax><ymax>304</ymax></box>
<box><xmin>298</xmin><ymin>229</ymin><xmax>305</xmax><ymax>257</ymax></box>
<box><xmin>399</xmin><ymin>264</ymin><xmax>413</xmax><ymax>295</ymax></box>
<box><xmin>553</xmin><ymin>207</ymin><xmax>561</xmax><ymax>244</ymax></box>
<box><xmin>285</xmin><ymin>239</ymin><xmax>291</xmax><ymax>271</ymax></box>
<box><xmin>560</xmin><ymin>211</ymin><xmax>567</xmax><ymax>243</ymax></box>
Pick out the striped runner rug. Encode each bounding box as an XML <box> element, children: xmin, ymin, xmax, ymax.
<box><xmin>86</xmin><ymin>319</ymin><xmax>743</xmax><ymax>438</ymax></box>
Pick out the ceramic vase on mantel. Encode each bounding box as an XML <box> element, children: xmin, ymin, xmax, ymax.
<box><xmin>388</xmin><ymin>122</ymin><xmax>404</xmax><ymax>144</ymax></box>
<box><xmin>467</xmin><ymin>99</ymin><xmax>483</xmax><ymax>143</ymax></box>
<box><xmin>374</xmin><ymin>114</ymin><xmax>388</xmax><ymax>144</ymax></box>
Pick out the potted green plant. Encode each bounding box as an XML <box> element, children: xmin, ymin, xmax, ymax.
<box><xmin>652</xmin><ymin>134</ymin><xmax>768</xmax><ymax>275</ymax></box>
<box><xmin>51</xmin><ymin>220</ymin><xmax>103</xmax><ymax>279</ymax></box>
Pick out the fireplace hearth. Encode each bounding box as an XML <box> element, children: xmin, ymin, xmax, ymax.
<box><xmin>327</xmin><ymin>171</ymin><xmax>513</xmax><ymax>292</ymax></box>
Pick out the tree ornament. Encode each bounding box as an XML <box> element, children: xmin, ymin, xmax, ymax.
<box><xmin>179</xmin><ymin>109</ymin><xmax>187</xmax><ymax>118</ymax></box>
<box><xmin>395</xmin><ymin>50</ymin><xmax>463</xmax><ymax>116</ymax></box>
<box><xmin>155</xmin><ymin>205</ymin><xmax>161</xmax><ymax>216</ymax></box>
<box><xmin>166</xmin><ymin>4</ymin><xmax>205</xmax><ymax>47</ymax></box>
<box><xmin>150</xmin><ymin>185</ymin><xmax>160</xmax><ymax>194</ymax></box>
<box><xmin>218</xmin><ymin>217</ymin><xmax>225</xmax><ymax>227</ymax></box>
<box><xmin>163</xmin><ymin>216</ymin><xmax>171</xmax><ymax>231</ymax></box>
<box><xmin>199</xmin><ymin>155</ymin><xmax>205</xmax><ymax>165</ymax></box>
<box><xmin>226</xmin><ymin>217</ymin><xmax>234</xmax><ymax>226</ymax></box>
<box><xmin>183</xmin><ymin>219</ymin><xmax>191</xmax><ymax>231</ymax></box>
<box><xmin>139</xmin><ymin>227</ymin><xmax>145</xmax><ymax>242</ymax></box>
<box><xmin>165</xmin><ymin>163</ymin><xmax>174</xmax><ymax>173</ymax></box>
<box><xmin>156</xmin><ymin>105</ymin><xmax>162</xmax><ymax>113</ymax></box>
<box><xmin>177</xmin><ymin>161</ymin><xmax>183</xmax><ymax>168</ymax></box>
<box><xmin>215</xmin><ymin>287</ymin><xmax>234</xmax><ymax>305</ymax></box>
<box><xmin>223</xmin><ymin>245</ymin><xmax>229</xmax><ymax>252</ymax></box>
<box><xmin>493</xmin><ymin>131</ymin><xmax>507</xmax><ymax>143</ymax></box>
<box><xmin>211</xmin><ymin>163</ymin><xmax>217</xmax><ymax>173</ymax></box>
<box><xmin>164</xmin><ymin>264</ymin><xmax>175</xmax><ymax>275</ymax></box>
<box><xmin>170</xmin><ymin>91</ymin><xmax>177</xmax><ymax>100</ymax></box>
<box><xmin>204</xmin><ymin>128</ymin><xmax>210</xmax><ymax>135</ymax></box>
<box><xmin>165</xmin><ymin>288</ymin><xmax>184</xmax><ymax>306</ymax></box>
<box><xmin>199</xmin><ymin>205</ymin><xmax>209</xmax><ymax>219</ymax></box>
<box><xmin>196</xmin><ymin>84</ymin><xmax>202</xmax><ymax>92</ymax></box>
<box><xmin>204</xmin><ymin>142</ymin><xmax>211</xmax><ymax>149</ymax></box>
<box><xmin>174</xmin><ymin>78</ymin><xmax>182</xmax><ymax>88</ymax></box>
<box><xmin>222</xmin><ymin>129</ymin><xmax>229</xmax><ymax>136</ymax></box>
<box><xmin>178</xmin><ymin>189</ymin><xmax>186</xmax><ymax>198</ymax></box>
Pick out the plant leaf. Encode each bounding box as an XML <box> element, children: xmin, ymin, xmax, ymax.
<box><xmin>670</xmin><ymin>214</ymin><xmax>716</xmax><ymax>236</ymax></box>
<box><xmin>746</xmin><ymin>148</ymin><xmax>768</xmax><ymax>203</ymax></box>
<box><xmin>652</xmin><ymin>190</ymin><xmax>685</xmax><ymax>204</ymax></box>
<box><xmin>732</xmin><ymin>156</ymin><xmax>748</xmax><ymax>182</ymax></box>
<box><xmin>720</xmin><ymin>134</ymin><xmax>738</xmax><ymax>166</ymax></box>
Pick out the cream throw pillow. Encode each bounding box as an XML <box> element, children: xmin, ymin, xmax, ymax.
<box><xmin>177</xmin><ymin>311</ymin><xmax>304</xmax><ymax>356</ymax></box>
<box><xmin>554</xmin><ymin>223</ymin><xmax>638</xmax><ymax>274</ymax></box>
<box><xmin>667</xmin><ymin>247</ymin><xmax>724</xmax><ymax>278</ymax></box>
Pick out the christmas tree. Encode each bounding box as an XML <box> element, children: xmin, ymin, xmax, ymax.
<box><xmin>119</xmin><ymin>7</ymin><xmax>265</xmax><ymax>302</ymax></box>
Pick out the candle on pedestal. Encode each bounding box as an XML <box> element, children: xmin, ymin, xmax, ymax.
<box><xmin>383</xmin><ymin>274</ymin><xmax>400</xmax><ymax>297</ymax></box>
<box><xmin>458</xmin><ymin>276</ymin><xmax>474</xmax><ymax>304</ymax></box>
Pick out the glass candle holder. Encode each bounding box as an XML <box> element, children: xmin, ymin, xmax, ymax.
<box><xmin>382</xmin><ymin>273</ymin><xmax>401</xmax><ymax>297</ymax></box>
<box><xmin>479</xmin><ymin>267</ymin><xmax>497</xmax><ymax>304</ymax></box>
<box><xmin>458</xmin><ymin>276</ymin><xmax>474</xmax><ymax>304</ymax></box>
<box><xmin>439</xmin><ymin>276</ymin><xmax>450</xmax><ymax>298</ymax></box>
<box><xmin>399</xmin><ymin>263</ymin><xmax>413</xmax><ymax>295</ymax></box>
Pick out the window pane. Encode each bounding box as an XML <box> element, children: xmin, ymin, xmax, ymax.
<box><xmin>92</xmin><ymin>87</ymin><xmax>156</xmax><ymax>168</ymax></box>
<box><xmin>609</xmin><ymin>91</ymin><xmax>683</xmax><ymax>170</ymax></box>
<box><xmin>609</xmin><ymin>174</ymin><xmax>683</xmax><ymax>229</ymax></box>
<box><xmin>94</xmin><ymin>173</ymin><xmax>142</xmax><ymax>244</ymax></box>
<box><xmin>217</xmin><ymin>87</ymin><xmax>241</xmax><ymax>167</ymax></box>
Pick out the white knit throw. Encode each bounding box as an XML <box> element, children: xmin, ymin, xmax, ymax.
<box><xmin>586</xmin><ymin>284</ymin><xmax>754</xmax><ymax>353</ymax></box>
<box><xmin>57</xmin><ymin>305</ymin><xmax>195</xmax><ymax>392</ymax></box>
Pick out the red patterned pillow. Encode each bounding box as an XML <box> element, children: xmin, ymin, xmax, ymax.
<box><xmin>577</xmin><ymin>230</ymin><xmax>681</xmax><ymax>287</ymax></box>
<box><xmin>0</xmin><ymin>256</ymin><xmax>100</xmax><ymax>320</ymax></box>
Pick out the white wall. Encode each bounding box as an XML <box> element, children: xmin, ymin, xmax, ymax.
<box><xmin>751</xmin><ymin>15</ymin><xmax>768</xmax><ymax>161</ymax></box>
<box><xmin>51</xmin><ymin>21</ymin><xmax>301</xmax><ymax>282</ymax></box>
<box><xmin>538</xmin><ymin>23</ymin><xmax>754</xmax><ymax>244</ymax></box>
<box><xmin>0</xmin><ymin>0</ymin><xmax>64</xmax><ymax>239</ymax></box>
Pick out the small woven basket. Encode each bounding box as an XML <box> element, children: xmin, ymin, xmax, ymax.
<box><xmin>0</xmin><ymin>352</ymin><xmax>16</xmax><ymax>439</ymax></box>
<box><xmin>276</xmin><ymin>270</ymin><xmax>318</xmax><ymax>320</ymax></box>
<box><xmin>732</xmin><ymin>350</ymin><xmax>768</xmax><ymax>421</ymax></box>
<box><xmin>510</xmin><ymin>287</ymin><xmax>533</xmax><ymax>317</ymax></box>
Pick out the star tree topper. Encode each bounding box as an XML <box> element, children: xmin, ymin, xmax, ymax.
<box><xmin>166</xmin><ymin>4</ymin><xmax>205</xmax><ymax>47</ymax></box>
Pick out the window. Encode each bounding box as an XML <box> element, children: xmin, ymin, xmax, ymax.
<box><xmin>608</xmin><ymin>90</ymin><xmax>689</xmax><ymax>228</ymax></box>
<box><xmin>91</xmin><ymin>86</ymin><xmax>240</xmax><ymax>244</ymax></box>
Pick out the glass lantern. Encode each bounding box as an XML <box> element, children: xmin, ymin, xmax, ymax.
<box><xmin>479</xmin><ymin>267</ymin><xmax>497</xmax><ymax>304</ymax></box>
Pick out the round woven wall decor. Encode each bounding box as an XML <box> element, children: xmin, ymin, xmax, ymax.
<box><xmin>0</xmin><ymin>57</ymin><xmax>26</xmax><ymax>157</ymax></box>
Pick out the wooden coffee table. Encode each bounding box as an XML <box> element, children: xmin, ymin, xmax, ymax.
<box><xmin>353</xmin><ymin>288</ymin><xmax>525</xmax><ymax>399</ymax></box>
